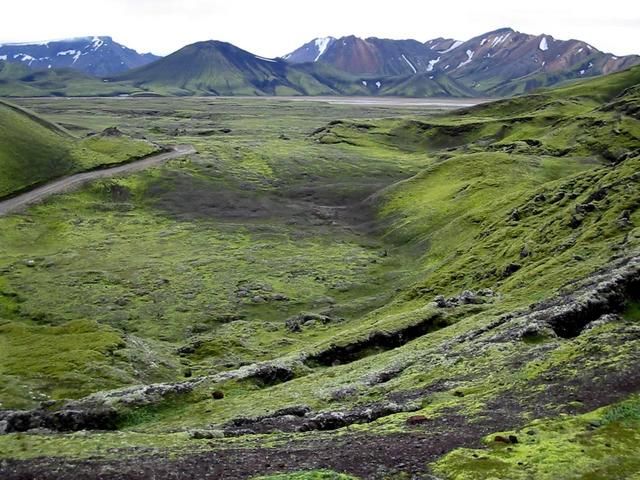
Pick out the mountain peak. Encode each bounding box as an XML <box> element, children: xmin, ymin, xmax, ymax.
<box><xmin>283</xmin><ymin>36</ymin><xmax>337</xmax><ymax>63</ymax></box>
<box><xmin>486</xmin><ymin>27</ymin><xmax>515</xmax><ymax>35</ymax></box>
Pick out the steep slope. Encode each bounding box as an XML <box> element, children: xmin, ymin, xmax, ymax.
<box><xmin>0</xmin><ymin>36</ymin><xmax>159</xmax><ymax>76</ymax></box>
<box><xmin>0</xmin><ymin>100</ymin><xmax>158</xmax><ymax>197</ymax></box>
<box><xmin>283</xmin><ymin>37</ymin><xmax>336</xmax><ymax>63</ymax></box>
<box><xmin>285</xmin><ymin>35</ymin><xmax>441</xmax><ymax>76</ymax></box>
<box><xmin>426</xmin><ymin>27</ymin><xmax>640</xmax><ymax>95</ymax></box>
<box><xmin>0</xmin><ymin>100</ymin><xmax>76</xmax><ymax>197</ymax></box>
<box><xmin>114</xmin><ymin>40</ymin><xmax>340</xmax><ymax>96</ymax></box>
<box><xmin>294</xmin><ymin>62</ymin><xmax>474</xmax><ymax>97</ymax></box>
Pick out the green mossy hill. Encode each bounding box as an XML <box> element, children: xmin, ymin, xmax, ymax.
<box><xmin>0</xmin><ymin>61</ymin><xmax>138</xmax><ymax>97</ymax></box>
<box><xmin>0</xmin><ymin>320</ymin><xmax>128</xmax><ymax>404</ymax></box>
<box><xmin>0</xmin><ymin>100</ymin><xmax>159</xmax><ymax>198</ymax></box>
<box><xmin>114</xmin><ymin>41</ymin><xmax>337</xmax><ymax>96</ymax></box>
<box><xmin>0</xmin><ymin>100</ymin><xmax>76</xmax><ymax>197</ymax></box>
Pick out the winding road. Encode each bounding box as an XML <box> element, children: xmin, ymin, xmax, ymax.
<box><xmin>0</xmin><ymin>145</ymin><xmax>195</xmax><ymax>216</ymax></box>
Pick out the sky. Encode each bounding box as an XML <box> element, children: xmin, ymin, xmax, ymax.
<box><xmin>1</xmin><ymin>0</ymin><xmax>638</xmax><ymax>57</ymax></box>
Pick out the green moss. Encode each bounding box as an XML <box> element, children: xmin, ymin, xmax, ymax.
<box><xmin>0</xmin><ymin>101</ymin><xmax>75</xmax><ymax>197</ymax></box>
<box><xmin>432</xmin><ymin>396</ymin><xmax>640</xmax><ymax>480</ymax></box>
<box><xmin>0</xmin><ymin>319</ymin><xmax>127</xmax><ymax>407</ymax></box>
<box><xmin>624</xmin><ymin>302</ymin><xmax>640</xmax><ymax>322</ymax></box>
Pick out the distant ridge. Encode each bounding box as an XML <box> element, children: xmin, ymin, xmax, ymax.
<box><xmin>112</xmin><ymin>40</ymin><xmax>474</xmax><ymax>97</ymax></box>
<box><xmin>0</xmin><ymin>36</ymin><xmax>159</xmax><ymax>76</ymax></box>
<box><xmin>0</xmin><ymin>28</ymin><xmax>638</xmax><ymax>97</ymax></box>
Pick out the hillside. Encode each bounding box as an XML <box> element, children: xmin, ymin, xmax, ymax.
<box><xmin>0</xmin><ymin>67</ymin><xmax>638</xmax><ymax>478</ymax></box>
<box><xmin>0</xmin><ymin>60</ymin><xmax>139</xmax><ymax>97</ymax></box>
<box><xmin>0</xmin><ymin>99</ymin><xmax>159</xmax><ymax>197</ymax></box>
<box><xmin>0</xmin><ymin>36</ymin><xmax>159</xmax><ymax>76</ymax></box>
<box><xmin>434</xmin><ymin>28</ymin><xmax>640</xmax><ymax>95</ymax></box>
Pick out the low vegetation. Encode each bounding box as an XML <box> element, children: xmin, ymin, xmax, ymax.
<box><xmin>0</xmin><ymin>67</ymin><xmax>639</xmax><ymax>478</ymax></box>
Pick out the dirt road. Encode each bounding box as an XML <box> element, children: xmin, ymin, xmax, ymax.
<box><xmin>0</xmin><ymin>145</ymin><xmax>195</xmax><ymax>216</ymax></box>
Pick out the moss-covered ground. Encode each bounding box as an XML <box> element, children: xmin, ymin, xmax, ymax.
<box><xmin>1</xmin><ymin>67</ymin><xmax>639</xmax><ymax>479</ymax></box>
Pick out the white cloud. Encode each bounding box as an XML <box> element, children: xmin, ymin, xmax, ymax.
<box><xmin>0</xmin><ymin>0</ymin><xmax>638</xmax><ymax>57</ymax></box>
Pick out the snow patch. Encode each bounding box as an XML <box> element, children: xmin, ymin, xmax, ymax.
<box><xmin>456</xmin><ymin>49</ymin><xmax>474</xmax><ymax>69</ymax></box>
<box><xmin>438</xmin><ymin>40</ymin><xmax>463</xmax><ymax>54</ymax></box>
<box><xmin>0</xmin><ymin>55</ymin><xmax>6</xmax><ymax>61</ymax></box>
<box><xmin>14</xmin><ymin>53</ymin><xmax>36</xmax><ymax>64</ymax></box>
<box><xmin>579</xmin><ymin>69</ymin><xmax>585</xmax><ymax>75</ymax></box>
<box><xmin>57</xmin><ymin>50</ymin><xmax>77</xmax><ymax>56</ymax></box>
<box><xmin>539</xmin><ymin>37</ymin><xmax>549</xmax><ymax>51</ymax></box>
<box><xmin>255</xmin><ymin>55</ymin><xmax>277</xmax><ymax>63</ymax></box>
<box><xmin>375</xmin><ymin>81</ymin><xmax>381</xmax><ymax>89</ymax></box>
<box><xmin>611</xmin><ymin>55</ymin><xmax>618</xmax><ymax>60</ymax></box>
<box><xmin>480</xmin><ymin>38</ymin><xmax>487</xmax><ymax>46</ymax></box>
<box><xmin>314</xmin><ymin>37</ymin><xmax>333</xmax><ymax>61</ymax></box>
<box><xmin>91</xmin><ymin>36</ymin><xmax>104</xmax><ymax>50</ymax></box>
<box><xmin>577</xmin><ymin>48</ymin><xmax>583</xmax><ymax>53</ymax></box>
<box><xmin>491</xmin><ymin>33</ymin><xmax>510</xmax><ymax>48</ymax></box>
<box><xmin>362</xmin><ymin>80</ymin><xmax>367</xmax><ymax>86</ymax></box>
<box><xmin>401</xmin><ymin>54</ymin><xmax>417</xmax><ymax>74</ymax></box>
<box><xmin>427</xmin><ymin>56</ymin><xmax>440</xmax><ymax>72</ymax></box>
<box><xmin>72</xmin><ymin>51</ymin><xmax>82</xmax><ymax>63</ymax></box>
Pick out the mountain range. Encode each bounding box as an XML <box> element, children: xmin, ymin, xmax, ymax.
<box><xmin>112</xmin><ymin>40</ymin><xmax>473</xmax><ymax>97</ymax></box>
<box><xmin>0</xmin><ymin>36</ymin><xmax>159</xmax><ymax>76</ymax></box>
<box><xmin>0</xmin><ymin>29</ymin><xmax>638</xmax><ymax>97</ymax></box>
<box><xmin>284</xmin><ymin>28</ymin><xmax>640</xmax><ymax>96</ymax></box>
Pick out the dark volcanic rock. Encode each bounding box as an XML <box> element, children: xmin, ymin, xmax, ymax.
<box><xmin>222</xmin><ymin>401</ymin><xmax>417</xmax><ymax>436</ymax></box>
<box><xmin>0</xmin><ymin>408</ymin><xmax>118</xmax><ymax>434</ymax></box>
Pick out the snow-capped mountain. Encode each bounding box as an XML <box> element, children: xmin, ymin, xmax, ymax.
<box><xmin>283</xmin><ymin>29</ymin><xmax>640</xmax><ymax>95</ymax></box>
<box><xmin>283</xmin><ymin>37</ymin><xmax>336</xmax><ymax>63</ymax></box>
<box><xmin>0</xmin><ymin>36</ymin><xmax>159</xmax><ymax>76</ymax></box>
<box><xmin>284</xmin><ymin>36</ymin><xmax>442</xmax><ymax>76</ymax></box>
<box><xmin>425</xmin><ymin>28</ymin><xmax>640</xmax><ymax>95</ymax></box>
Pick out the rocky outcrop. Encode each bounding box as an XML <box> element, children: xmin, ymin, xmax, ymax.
<box><xmin>305</xmin><ymin>311</ymin><xmax>449</xmax><ymax>367</ymax></box>
<box><xmin>0</xmin><ymin>408</ymin><xmax>118</xmax><ymax>434</ymax></box>
<box><xmin>221</xmin><ymin>401</ymin><xmax>417</xmax><ymax>436</ymax></box>
<box><xmin>489</xmin><ymin>256</ymin><xmax>640</xmax><ymax>341</ymax></box>
<box><xmin>433</xmin><ymin>289</ymin><xmax>496</xmax><ymax>308</ymax></box>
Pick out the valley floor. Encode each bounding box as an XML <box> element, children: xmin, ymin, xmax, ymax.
<box><xmin>1</xmin><ymin>70</ymin><xmax>639</xmax><ymax>479</ymax></box>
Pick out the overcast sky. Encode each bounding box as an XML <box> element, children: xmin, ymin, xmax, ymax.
<box><xmin>1</xmin><ymin>0</ymin><xmax>638</xmax><ymax>57</ymax></box>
